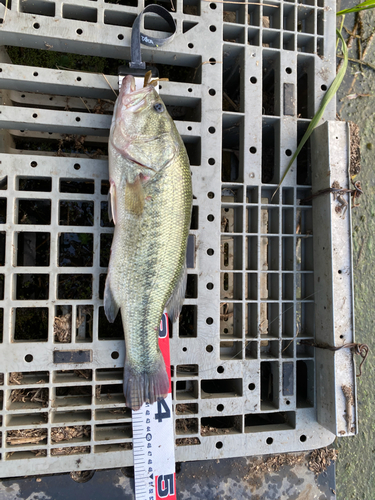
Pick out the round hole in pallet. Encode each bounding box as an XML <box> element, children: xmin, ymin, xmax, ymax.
<box><xmin>207</xmin><ymin>248</ymin><xmax>214</xmax><ymax>256</ymax></box>
<box><xmin>217</xmin><ymin>366</ymin><xmax>224</xmax><ymax>374</ymax></box>
<box><xmin>209</xmin><ymin>89</ymin><xmax>216</xmax><ymax>96</ymax></box>
<box><xmin>111</xmin><ymin>351</ymin><xmax>119</xmax><ymax>359</ymax></box>
<box><xmin>216</xmin><ymin>441</ymin><xmax>223</xmax><ymax>449</ymax></box>
<box><xmin>217</xmin><ymin>404</ymin><xmax>224</xmax><ymax>411</ymax></box>
<box><xmin>188</xmin><ymin>43</ymin><xmax>194</xmax><ymax>49</ymax></box>
<box><xmin>250</xmin><ymin>76</ymin><xmax>257</xmax><ymax>84</ymax></box>
<box><xmin>250</xmin><ymin>147</ymin><xmax>257</xmax><ymax>154</ymax></box>
<box><xmin>25</xmin><ymin>354</ymin><xmax>33</xmax><ymax>362</ymax></box>
<box><xmin>207</xmin><ymin>191</ymin><xmax>215</xmax><ymax>198</ymax></box>
<box><xmin>208</xmin><ymin>158</ymin><xmax>215</xmax><ymax>165</ymax></box>
<box><xmin>208</xmin><ymin>126</ymin><xmax>216</xmax><ymax>134</ymax></box>
<box><xmin>77</xmin><ymin>28</ymin><xmax>83</xmax><ymax>35</ymax></box>
<box><xmin>207</xmin><ymin>214</ymin><xmax>214</xmax><ymax>222</ymax></box>
<box><xmin>206</xmin><ymin>317</ymin><xmax>213</xmax><ymax>324</ymax></box>
<box><xmin>74</xmin><ymin>163</ymin><xmax>81</xmax><ymax>170</ymax></box>
<box><xmin>30</xmin><ymin>161</ymin><xmax>38</xmax><ymax>168</ymax></box>
<box><xmin>209</xmin><ymin>25</ymin><xmax>216</xmax><ymax>32</ymax></box>
<box><xmin>182</xmin><ymin>347</ymin><xmax>187</xmax><ymax>352</ymax></box>
<box><xmin>206</xmin><ymin>345</ymin><xmax>213</xmax><ymax>352</ymax></box>
<box><xmin>206</xmin><ymin>283</ymin><xmax>214</xmax><ymax>290</ymax></box>
<box><xmin>248</xmin><ymin>383</ymin><xmax>255</xmax><ymax>391</ymax></box>
<box><xmin>118</xmin><ymin>34</ymin><xmax>124</xmax><ymax>40</ymax></box>
<box><xmin>266</xmin><ymin>437</ymin><xmax>273</xmax><ymax>445</ymax></box>
<box><xmin>32</xmin><ymin>113</ymin><xmax>38</xmax><ymax>118</ymax></box>
<box><xmin>300</xmin><ymin>434</ymin><xmax>307</xmax><ymax>442</ymax></box>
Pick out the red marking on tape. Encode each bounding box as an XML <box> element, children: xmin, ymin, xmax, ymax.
<box><xmin>155</xmin><ymin>473</ymin><xmax>176</xmax><ymax>500</ymax></box>
<box><xmin>159</xmin><ymin>313</ymin><xmax>172</xmax><ymax>392</ymax></box>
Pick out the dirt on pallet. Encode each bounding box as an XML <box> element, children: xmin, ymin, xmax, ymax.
<box><xmin>51</xmin><ymin>425</ymin><xmax>90</xmax><ymax>443</ymax></box>
<box><xmin>51</xmin><ymin>446</ymin><xmax>90</xmax><ymax>456</ymax></box>
<box><xmin>7</xmin><ymin>429</ymin><xmax>47</xmax><ymax>446</ymax></box>
<box><xmin>53</xmin><ymin>313</ymin><xmax>72</xmax><ymax>343</ymax></box>
<box><xmin>176</xmin><ymin>437</ymin><xmax>201</xmax><ymax>446</ymax></box>
<box><xmin>176</xmin><ymin>419</ymin><xmax>198</xmax><ymax>434</ymax></box>
<box><xmin>201</xmin><ymin>425</ymin><xmax>233</xmax><ymax>436</ymax></box>
<box><xmin>9</xmin><ymin>372</ymin><xmax>23</xmax><ymax>385</ymax></box>
<box><xmin>175</xmin><ymin>403</ymin><xmax>197</xmax><ymax>415</ymax></box>
<box><xmin>10</xmin><ymin>387</ymin><xmax>49</xmax><ymax>407</ymax></box>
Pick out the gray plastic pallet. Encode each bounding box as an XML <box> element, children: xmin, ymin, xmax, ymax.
<box><xmin>0</xmin><ymin>0</ymin><xmax>356</xmax><ymax>478</ymax></box>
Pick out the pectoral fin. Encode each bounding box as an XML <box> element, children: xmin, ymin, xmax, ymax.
<box><xmin>108</xmin><ymin>180</ymin><xmax>117</xmax><ymax>224</ymax></box>
<box><xmin>125</xmin><ymin>176</ymin><xmax>145</xmax><ymax>215</ymax></box>
<box><xmin>166</xmin><ymin>263</ymin><xmax>187</xmax><ymax>322</ymax></box>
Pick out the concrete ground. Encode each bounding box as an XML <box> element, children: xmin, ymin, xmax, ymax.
<box><xmin>335</xmin><ymin>8</ymin><xmax>375</xmax><ymax>500</ymax></box>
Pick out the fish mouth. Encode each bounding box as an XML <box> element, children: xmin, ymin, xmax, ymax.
<box><xmin>120</xmin><ymin>75</ymin><xmax>153</xmax><ymax>112</ymax></box>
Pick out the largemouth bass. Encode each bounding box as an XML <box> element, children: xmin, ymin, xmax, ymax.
<box><xmin>104</xmin><ymin>75</ymin><xmax>192</xmax><ymax>410</ymax></box>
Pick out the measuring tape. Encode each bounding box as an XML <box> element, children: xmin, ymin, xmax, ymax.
<box><xmin>119</xmin><ymin>9</ymin><xmax>178</xmax><ymax>497</ymax></box>
<box><xmin>132</xmin><ymin>313</ymin><xmax>176</xmax><ymax>500</ymax></box>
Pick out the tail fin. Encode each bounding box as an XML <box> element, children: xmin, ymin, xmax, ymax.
<box><xmin>123</xmin><ymin>356</ymin><xmax>169</xmax><ymax>410</ymax></box>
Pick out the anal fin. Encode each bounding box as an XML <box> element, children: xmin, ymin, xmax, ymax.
<box><xmin>166</xmin><ymin>262</ymin><xmax>187</xmax><ymax>323</ymax></box>
<box><xmin>104</xmin><ymin>274</ymin><xmax>120</xmax><ymax>323</ymax></box>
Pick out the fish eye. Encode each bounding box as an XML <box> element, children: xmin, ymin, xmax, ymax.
<box><xmin>153</xmin><ymin>103</ymin><xmax>164</xmax><ymax>113</ymax></box>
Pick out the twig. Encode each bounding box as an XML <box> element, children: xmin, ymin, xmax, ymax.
<box><xmin>337</xmin><ymin>54</ymin><xmax>375</xmax><ymax>71</ymax></box>
<box><xmin>102</xmin><ymin>74</ymin><xmax>118</xmax><ymax>98</ymax></box>
<box><xmin>339</xmin><ymin>26</ymin><xmax>375</xmax><ymax>115</ymax></box>
<box><xmin>356</xmin><ymin>235</ymin><xmax>366</xmax><ymax>265</ymax></box>
<box><xmin>79</xmin><ymin>97</ymin><xmax>91</xmax><ymax>113</ymax></box>
<box><xmin>337</xmin><ymin>19</ymin><xmax>360</xmax><ymax>73</ymax></box>
<box><xmin>223</xmin><ymin>92</ymin><xmax>239</xmax><ymax>111</ymax></box>
<box><xmin>301</xmin><ymin>340</ymin><xmax>369</xmax><ymax>377</ymax></box>
<box><xmin>357</xmin><ymin>11</ymin><xmax>364</xmax><ymax>73</ymax></box>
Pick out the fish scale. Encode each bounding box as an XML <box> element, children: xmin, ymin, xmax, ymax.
<box><xmin>105</xmin><ymin>75</ymin><xmax>192</xmax><ymax>410</ymax></box>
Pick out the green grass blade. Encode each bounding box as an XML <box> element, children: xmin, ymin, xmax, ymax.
<box><xmin>272</xmin><ymin>29</ymin><xmax>348</xmax><ymax>199</ymax></box>
<box><xmin>337</xmin><ymin>0</ymin><xmax>375</xmax><ymax>16</ymax></box>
